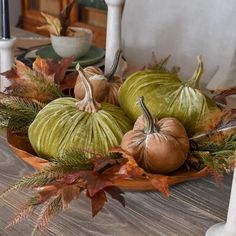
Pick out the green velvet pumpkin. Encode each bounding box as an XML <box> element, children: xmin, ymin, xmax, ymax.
<box><xmin>118</xmin><ymin>57</ymin><xmax>219</xmax><ymax>135</ymax></box>
<box><xmin>28</xmin><ymin>66</ymin><xmax>132</xmax><ymax>160</ymax></box>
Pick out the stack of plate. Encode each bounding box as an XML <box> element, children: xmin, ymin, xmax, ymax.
<box><xmin>17</xmin><ymin>44</ymin><xmax>105</xmax><ymax>70</ymax></box>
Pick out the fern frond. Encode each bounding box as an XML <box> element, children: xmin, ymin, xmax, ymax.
<box><xmin>32</xmin><ymin>195</ymin><xmax>63</xmax><ymax>236</ymax></box>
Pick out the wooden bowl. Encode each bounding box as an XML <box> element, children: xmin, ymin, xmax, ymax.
<box><xmin>7</xmin><ymin>130</ymin><xmax>209</xmax><ymax>191</ymax></box>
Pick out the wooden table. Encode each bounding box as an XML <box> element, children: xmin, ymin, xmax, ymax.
<box><xmin>0</xmin><ymin>133</ymin><xmax>232</xmax><ymax>236</ymax></box>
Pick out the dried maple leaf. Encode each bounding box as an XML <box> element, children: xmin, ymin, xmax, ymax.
<box><xmin>105</xmin><ymin>186</ymin><xmax>125</xmax><ymax>207</ymax></box>
<box><xmin>33</xmin><ymin>56</ymin><xmax>75</xmax><ymax>84</ymax></box>
<box><xmin>1</xmin><ymin>58</ymin><xmax>76</xmax><ymax>103</ymax></box>
<box><xmin>93</xmin><ymin>156</ymin><xmax>121</xmax><ymax>172</ymax></box>
<box><xmin>111</xmin><ymin>147</ymin><xmax>145</xmax><ymax>177</ymax></box>
<box><xmin>212</xmin><ymin>86</ymin><xmax>236</xmax><ymax>105</ymax></box>
<box><xmin>88</xmin><ymin>190</ymin><xmax>107</xmax><ymax>217</ymax></box>
<box><xmin>77</xmin><ymin>170</ymin><xmax>116</xmax><ymax>197</ymax></box>
<box><xmin>59</xmin><ymin>71</ymin><xmax>78</xmax><ymax>91</ymax></box>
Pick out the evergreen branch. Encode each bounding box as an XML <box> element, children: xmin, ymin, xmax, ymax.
<box><xmin>0</xmin><ymin>94</ymin><xmax>45</xmax><ymax>131</ymax></box>
<box><xmin>192</xmin><ymin>133</ymin><xmax>236</xmax><ymax>172</ymax></box>
<box><xmin>5</xmin><ymin>196</ymin><xmax>37</xmax><ymax>229</ymax></box>
<box><xmin>54</xmin><ymin>149</ymin><xmax>93</xmax><ymax>172</ymax></box>
<box><xmin>32</xmin><ymin>195</ymin><xmax>63</xmax><ymax>236</ymax></box>
<box><xmin>26</xmin><ymin>72</ymin><xmax>65</xmax><ymax>99</ymax></box>
<box><xmin>0</xmin><ymin>150</ymin><xmax>92</xmax><ymax>197</ymax></box>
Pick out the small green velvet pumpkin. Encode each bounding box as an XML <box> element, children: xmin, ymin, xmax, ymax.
<box><xmin>118</xmin><ymin>57</ymin><xmax>219</xmax><ymax>135</ymax></box>
<box><xmin>28</xmin><ymin>65</ymin><xmax>132</xmax><ymax>160</ymax></box>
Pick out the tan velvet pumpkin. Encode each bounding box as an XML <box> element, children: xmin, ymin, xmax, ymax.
<box><xmin>120</xmin><ymin>97</ymin><xmax>189</xmax><ymax>174</ymax></box>
<box><xmin>74</xmin><ymin>50</ymin><xmax>123</xmax><ymax>106</ymax></box>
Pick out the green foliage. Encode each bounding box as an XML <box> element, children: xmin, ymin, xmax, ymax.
<box><xmin>0</xmin><ymin>93</ymin><xmax>45</xmax><ymax>132</ymax></box>
<box><xmin>1</xmin><ymin>150</ymin><xmax>92</xmax><ymax>195</ymax></box>
<box><xmin>192</xmin><ymin>133</ymin><xmax>236</xmax><ymax>172</ymax></box>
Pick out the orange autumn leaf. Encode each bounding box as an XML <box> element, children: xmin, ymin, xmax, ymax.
<box><xmin>149</xmin><ymin>176</ymin><xmax>170</xmax><ymax>198</ymax></box>
<box><xmin>110</xmin><ymin>147</ymin><xmax>145</xmax><ymax>177</ymax></box>
<box><xmin>1</xmin><ymin>57</ymin><xmax>75</xmax><ymax>102</ymax></box>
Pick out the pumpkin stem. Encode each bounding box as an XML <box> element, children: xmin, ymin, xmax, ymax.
<box><xmin>75</xmin><ymin>64</ymin><xmax>101</xmax><ymax>113</ymax></box>
<box><xmin>185</xmin><ymin>56</ymin><xmax>204</xmax><ymax>89</ymax></box>
<box><xmin>139</xmin><ymin>96</ymin><xmax>158</xmax><ymax>134</ymax></box>
<box><xmin>104</xmin><ymin>49</ymin><xmax>122</xmax><ymax>80</ymax></box>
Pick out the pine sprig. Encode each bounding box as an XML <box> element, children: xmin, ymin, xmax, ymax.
<box><xmin>192</xmin><ymin>133</ymin><xmax>236</xmax><ymax>172</ymax></box>
<box><xmin>1</xmin><ymin>150</ymin><xmax>92</xmax><ymax>197</ymax></box>
<box><xmin>28</xmin><ymin>72</ymin><xmax>64</xmax><ymax>99</ymax></box>
<box><xmin>0</xmin><ymin>93</ymin><xmax>45</xmax><ymax>132</ymax></box>
<box><xmin>32</xmin><ymin>196</ymin><xmax>63</xmax><ymax>236</ymax></box>
<box><xmin>6</xmin><ymin>196</ymin><xmax>37</xmax><ymax>229</ymax></box>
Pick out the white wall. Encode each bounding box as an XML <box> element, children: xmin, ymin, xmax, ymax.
<box><xmin>122</xmin><ymin>0</ymin><xmax>236</xmax><ymax>89</ymax></box>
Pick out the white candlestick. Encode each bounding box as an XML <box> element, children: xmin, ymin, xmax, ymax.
<box><xmin>104</xmin><ymin>0</ymin><xmax>125</xmax><ymax>74</ymax></box>
<box><xmin>206</xmin><ymin>169</ymin><xmax>236</xmax><ymax>236</ymax></box>
<box><xmin>0</xmin><ymin>37</ymin><xmax>16</xmax><ymax>92</ymax></box>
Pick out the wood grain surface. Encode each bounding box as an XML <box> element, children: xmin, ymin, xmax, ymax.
<box><xmin>0</xmin><ymin>135</ymin><xmax>232</xmax><ymax>236</ymax></box>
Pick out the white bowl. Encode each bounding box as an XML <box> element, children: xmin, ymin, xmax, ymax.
<box><xmin>50</xmin><ymin>27</ymin><xmax>93</xmax><ymax>58</ymax></box>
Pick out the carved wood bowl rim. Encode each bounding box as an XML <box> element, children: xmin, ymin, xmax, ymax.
<box><xmin>7</xmin><ymin>130</ymin><xmax>209</xmax><ymax>191</ymax></box>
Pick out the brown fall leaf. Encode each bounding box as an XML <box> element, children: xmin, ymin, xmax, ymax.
<box><xmin>89</xmin><ymin>190</ymin><xmax>107</xmax><ymax>217</ymax></box>
<box><xmin>1</xmin><ymin>58</ymin><xmax>75</xmax><ymax>102</ymax></box>
<box><xmin>59</xmin><ymin>70</ymin><xmax>77</xmax><ymax>93</ymax></box>
<box><xmin>149</xmin><ymin>175</ymin><xmax>170</xmax><ymax>198</ymax></box>
<box><xmin>105</xmin><ymin>186</ymin><xmax>125</xmax><ymax>207</ymax></box>
<box><xmin>212</xmin><ymin>86</ymin><xmax>236</xmax><ymax>105</ymax></box>
<box><xmin>78</xmin><ymin>170</ymin><xmax>116</xmax><ymax>197</ymax></box>
<box><xmin>111</xmin><ymin>147</ymin><xmax>145</xmax><ymax>177</ymax></box>
<box><xmin>93</xmin><ymin>156</ymin><xmax>122</xmax><ymax>172</ymax></box>
<box><xmin>60</xmin><ymin>184</ymin><xmax>81</xmax><ymax>209</ymax></box>
<box><xmin>33</xmin><ymin>56</ymin><xmax>75</xmax><ymax>84</ymax></box>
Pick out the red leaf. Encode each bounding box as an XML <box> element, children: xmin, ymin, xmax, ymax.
<box><xmin>59</xmin><ymin>71</ymin><xmax>77</xmax><ymax>91</ymax></box>
<box><xmin>60</xmin><ymin>184</ymin><xmax>81</xmax><ymax>208</ymax></box>
<box><xmin>105</xmin><ymin>186</ymin><xmax>125</xmax><ymax>207</ymax></box>
<box><xmin>150</xmin><ymin>176</ymin><xmax>170</xmax><ymax>198</ymax></box>
<box><xmin>90</xmin><ymin>190</ymin><xmax>107</xmax><ymax>217</ymax></box>
<box><xmin>63</xmin><ymin>172</ymin><xmax>81</xmax><ymax>184</ymax></box>
<box><xmin>93</xmin><ymin>157</ymin><xmax>120</xmax><ymax>172</ymax></box>
<box><xmin>78</xmin><ymin>171</ymin><xmax>115</xmax><ymax>197</ymax></box>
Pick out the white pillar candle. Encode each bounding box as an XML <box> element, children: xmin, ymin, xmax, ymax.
<box><xmin>206</xmin><ymin>169</ymin><xmax>236</xmax><ymax>236</ymax></box>
<box><xmin>0</xmin><ymin>37</ymin><xmax>16</xmax><ymax>92</ymax></box>
<box><xmin>104</xmin><ymin>0</ymin><xmax>125</xmax><ymax>74</ymax></box>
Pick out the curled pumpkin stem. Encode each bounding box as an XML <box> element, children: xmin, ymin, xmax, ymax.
<box><xmin>139</xmin><ymin>96</ymin><xmax>158</xmax><ymax>134</ymax></box>
<box><xmin>75</xmin><ymin>64</ymin><xmax>101</xmax><ymax>113</ymax></box>
<box><xmin>185</xmin><ymin>56</ymin><xmax>204</xmax><ymax>89</ymax></box>
<box><xmin>105</xmin><ymin>49</ymin><xmax>122</xmax><ymax>80</ymax></box>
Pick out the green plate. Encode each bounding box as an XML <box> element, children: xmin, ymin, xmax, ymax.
<box><xmin>35</xmin><ymin>45</ymin><xmax>105</xmax><ymax>67</ymax></box>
